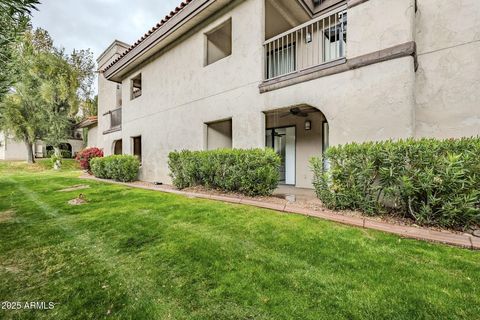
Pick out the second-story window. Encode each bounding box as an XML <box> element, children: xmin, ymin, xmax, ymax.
<box><xmin>205</xmin><ymin>19</ymin><xmax>232</xmax><ymax>66</ymax></box>
<box><xmin>116</xmin><ymin>84</ymin><xmax>122</xmax><ymax>107</ymax></box>
<box><xmin>130</xmin><ymin>73</ymin><xmax>142</xmax><ymax>100</ymax></box>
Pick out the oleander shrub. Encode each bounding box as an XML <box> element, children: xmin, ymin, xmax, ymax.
<box><xmin>75</xmin><ymin>147</ymin><xmax>103</xmax><ymax>171</ymax></box>
<box><xmin>310</xmin><ymin>137</ymin><xmax>480</xmax><ymax>230</ymax></box>
<box><xmin>90</xmin><ymin>155</ymin><xmax>140</xmax><ymax>182</ymax></box>
<box><xmin>168</xmin><ymin>148</ymin><xmax>281</xmax><ymax>196</ymax></box>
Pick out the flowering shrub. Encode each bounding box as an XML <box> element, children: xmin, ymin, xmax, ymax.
<box><xmin>75</xmin><ymin>147</ymin><xmax>103</xmax><ymax>171</ymax></box>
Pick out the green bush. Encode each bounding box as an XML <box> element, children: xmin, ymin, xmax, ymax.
<box><xmin>311</xmin><ymin>137</ymin><xmax>480</xmax><ymax>230</ymax></box>
<box><xmin>168</xmin><ymin>148</ymin><xmax>281</xmax><ymax>196</ymax></box>
<box><xmin>90</xmin><ymin>155</ymin><xmax>140</xmax><ymax>182</ymax></box>
<box><xmin>90</xmin><ymin>157</ymin><xmax>108</xmax><ymax>179</ymax></box>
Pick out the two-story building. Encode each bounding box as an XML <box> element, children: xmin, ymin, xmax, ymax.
<box><xmin>95</xmin><ymin>0</ymin><xmax>480</xmax><ymax>188</ymax></box>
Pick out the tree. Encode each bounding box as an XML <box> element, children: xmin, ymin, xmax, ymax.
<box><xmin>0</xmin><ymin>26</ymin><xmax>48</xmax><ymax>164</ymax></box>
<box><xmin>0</xmin><ymin>28</ymin><xmax>86</xmax><ymax>165</ymax></box>
<box><xmin>0</xmin><ymin>83</ymin><xmax>43</xmax><ymax>163</ymax></box>
<box><xmin>38</xmin><ymin>49</ymin><xmax>80</xmax><ymax>168</ymax></box>
<box><xmin>83</xmin><ymin>95</ymin><xmax>98</xmax><ymax>118</ymax></box>
<box><xmin>0</xmin><ymin>0</ymin><xmax>39</xmax><ymax>101</ymax></box>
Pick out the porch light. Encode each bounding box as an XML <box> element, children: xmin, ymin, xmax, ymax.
<box><xmin>305</xmin><ymin>120</ymin><xmax>312</xmax><ymax>131</ymax></box>
<box><xmin>305</xmin><ymin>31</ymin><xmax>312</xmax><ymax>43</ymax></box>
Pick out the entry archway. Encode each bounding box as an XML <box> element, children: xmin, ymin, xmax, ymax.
<box><xmin>264</xmin><ymin>105</ymin><xmax>329</xmax><ymax>189</ymax></box>
<box><xmin>113</xmin><ymin>139</ymin><xmax>123</xmax><ymax>155</ymax></box>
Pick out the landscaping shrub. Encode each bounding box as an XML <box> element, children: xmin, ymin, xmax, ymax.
<box><xmin>90</xmin><ymin>157</ymin><xmax>108</xmax><ymax>179</ymax></box>
<box><xmin>90</xmin><ymin>155</ymin><xmax>140</xmax><ymax>182</ymax></box>
<box><xmin>168</xmin><ymin>148</ymin><xmax>281</xmax><ymax>196</ymax></box>
<box><xmin>310</xmin><ymin>137</ymin><xmax>480</xmax><ymax>230</ymax></box>
<box><xmin>75</xmin><ymin>147</ymin><xmax>103</xmax><ymax>171</ymax></box>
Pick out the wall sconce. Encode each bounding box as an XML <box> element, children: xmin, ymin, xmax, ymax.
<box><xmin>305</xmin><ymin>31</ymin><xmax>312</xmax><ymax>43</ymax></box>
<box><xmin>305</xmin><ymin>120</ymin><xmax>312</xmax><ymax>131</ymax></box>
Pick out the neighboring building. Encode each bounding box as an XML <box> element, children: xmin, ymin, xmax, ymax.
<box><xmin>0</xmin><ymin>130</ymin><xmax>84</xmax><ymax>161</ymax></box>
<box><xmin>95</xmin><ymin>0</ymin><xmax>480</xmax><ymax>188</ymax></box>
<box><xmin>76</xmin><ymin>116</ymin><xmax>99</xmax><ymax>148</ymax></box>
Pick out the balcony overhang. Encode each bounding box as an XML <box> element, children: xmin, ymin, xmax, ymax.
<box><xmin>299</xmin><ymin>0</ymin><xmax>347</xmax><ymax>16</ymax></box>
<box><xmin>103</xmin><ymin>0</ymin><xmax>235</xmax><ymax>83</ymax></box>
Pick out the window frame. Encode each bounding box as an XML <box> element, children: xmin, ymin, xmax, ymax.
<box><xmin>132</xmin><ymin>135</ymin><xmax>142</xmax><ymax>165</ymax></box>
<box><xmin>130</xmin><ymin>73</ymin><xmax>142</xmax><ymax>100</ymax></box>
<box><xmin>204</xmin><ymin>18</ymin><xmax>232</xmax><ymax>66</ymax></box>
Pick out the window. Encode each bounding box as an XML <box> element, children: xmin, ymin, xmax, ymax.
<box><xmin>113</xmin><ymin>139</ymin><xmax>122</xmax><ymax>155</ymax></box>
<box><xmin>206</xmin><ymin>119</ymin><xmax>232</xmax><ymax>150</ymax></box>
<box><xmin>116</xmin><ymin>84</ymin><xmax>122</xmax><ymax>107</ymax></box>
<box><xmin>205</xmin><ymin>19</ymin><xmax>232</xmax><ymax>66</ymax></box>
<box><xmin>130</xmin><ymin>74</ymin><xmax>142</xmax><ymax>100</ymax></box>
<box><xmin>266</xmin><ymin>43</ymin><xmax>296</xmax><ymax>79</ymax></box>
<box><xmin>132</xmin><ymin>136</ymin><xmax>142</xmax><ymax>163</ymax></box>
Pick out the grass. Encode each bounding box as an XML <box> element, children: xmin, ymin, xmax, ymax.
<box><xmin>0</xmin><ymin>160</ymin><xmax>479</xmax><ymax>319</ymax></box>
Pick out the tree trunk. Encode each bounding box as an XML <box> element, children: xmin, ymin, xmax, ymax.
<box><xmin>53</xmin><ymin>146</ymin><xmax>62</xmax><ymax>170</ymax></box>
<box><xmin>24</xmin><ymin>140</ymin><xmax>35</xmax><ymax>164</ymax></box>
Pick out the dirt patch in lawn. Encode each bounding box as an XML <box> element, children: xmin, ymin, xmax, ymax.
<box><xmin>0</xmin><ymin>210</ymin><xmax>15</xmax><ymax>223</ymax></box>
<box><xmin>68</xmin><ymin>194</ymin><xmax>88</xmax><ymax>206</ymax></box>
<box><xmin>2</xmin><ymin>265</ymin><xmax>21</xmax><ymax>273</ymax></box>
<box><xmin>58</xmin><ymin>184</ymin><xmax>90</xmax><ymax>192</ymax></box>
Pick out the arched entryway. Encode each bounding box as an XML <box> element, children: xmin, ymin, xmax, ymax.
<box><xmin>59</xmin><ymin>143</ymin><xmax>73</xmax><ymax>158</ymax></box>
<box><xmin>113</xmin><ymin>139</ymin><xmax>123</xmax><ymax>155</ymax></box>
<box><xmin>264</xmin><ymin>105</ymin><xmax>329</xmax><ymax>189</ymax></box>
<box><xmin>46</xmin><ymin>143</ymin><xmax>73</xmax><ymax>158</ymax></box>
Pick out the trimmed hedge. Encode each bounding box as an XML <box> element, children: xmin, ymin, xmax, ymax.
<box><xmin>311</xmin><ymin>137</ymin><xmax>480</xmax><ymax>230</ymax></box>
<box><xmin>168</xmin><ymin>148</ymin><xmax>281</xmax><ymax>196</ymax></box>
<box><xmin>90</xmin><ymin>155</ymin><xmax>140</xmax><ymax>182</ymax></box>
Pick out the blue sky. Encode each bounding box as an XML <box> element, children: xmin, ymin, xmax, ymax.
<box><xmin>32</xmin><ymin>0</ymin><xmax>180</xmax><ymax>62</ymax></box>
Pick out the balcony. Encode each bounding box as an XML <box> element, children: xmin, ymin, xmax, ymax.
<box><xmin>103</xmin><ymin>107</ymin><xmax>122</xmax><ymax>134</ymax></box>
<box><xmin>263</xmin><ymin>7</ymin><xmax>347</xmax><ymax>81</ymax></box>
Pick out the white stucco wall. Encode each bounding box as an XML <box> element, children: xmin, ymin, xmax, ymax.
<box><xmin>97</xmin><ymin>43</ymin><xmax>128</xmax><ymax>156</ymax></box>
<box><xmin>347</xmin><ymin>0</ymin><xmax>415</xmax><ymax>57</ymax></box>
<box><xmin>414</xmin><ymin>0</ymin><xmax>480</xmax><ymax>138</ymax></box>
<box><xmin>67</xmin><ymin>139</ymin><xmax>84</xmax><ymax>157</ymax></box>
<box><xmin>96</xmin><ymin>0</ymin><xmax>478</xmax><ymax>188</ymax></box>
<box><xmin>3</xmin><ymin>137</ymin><xmax>29</xmax><ymax>161</ymax></box>
<box><xmin>87</xmin><ymin>126</ymin><xmax>99</xmax><ymax>148</ymax></box>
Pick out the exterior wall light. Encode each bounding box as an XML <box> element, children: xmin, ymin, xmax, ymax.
<box><xmin>305</xmin><ymin>120</ymin><xmax>312</xmax><ymax>131</ymax></box>
<box><xmin>306</xmin><ymin>31</ymin><xmax>312</xmax><ymax>43</ymax></box>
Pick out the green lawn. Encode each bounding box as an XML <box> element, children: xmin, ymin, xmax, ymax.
<box><xmin>0</xmin><ymin>160</ymin><xmax>479</xmax><ymax>319</ymax></box>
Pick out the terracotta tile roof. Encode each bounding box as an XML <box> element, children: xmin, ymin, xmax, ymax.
<box><xmin>76</xmin><ymin>116</ymin><xmax>98</xmax><ymax>128</ymax></box>
<box><xmin>103</xmin><ymin>0</ymin><xmax>194</xmax><ymax>73</ymax></box>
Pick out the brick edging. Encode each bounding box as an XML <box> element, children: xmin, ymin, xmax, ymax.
<box><xmin>80</xmin><ymin>175</ymin><xmax>479</xmax><ymax>250</ymax></box>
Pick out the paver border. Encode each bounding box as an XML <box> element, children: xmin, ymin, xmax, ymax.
<box><xmin>80</xmin><ymin>175</ymin><xmax>480</xmax><ymax>250</ymax></box>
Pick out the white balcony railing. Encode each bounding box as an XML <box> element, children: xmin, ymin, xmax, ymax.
<box><xmin>264</xmin><ymin>7</ymin><xmax>347</xmax><ymax>81</ymax></box>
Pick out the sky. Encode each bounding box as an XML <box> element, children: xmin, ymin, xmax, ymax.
<box><xmin>31</xmin><ymin>0</ymin><xmax>180</xmax><ymax>72</ymax></box>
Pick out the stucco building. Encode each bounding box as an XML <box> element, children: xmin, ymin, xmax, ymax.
<box><xmin>95</xmin><ymin>0</ymin><xmax>480</xmax><ymax>188</ymax></box>
<box><xmin>0</xmin><ymin>131</ymin><xmax>84</xmax><ymax>161</ymax></box>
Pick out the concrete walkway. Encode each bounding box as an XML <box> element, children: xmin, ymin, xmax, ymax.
<box><xmin>80</xmin><ymin>175</ymin><xmax>480</xmax><ymax>250</ymax></box>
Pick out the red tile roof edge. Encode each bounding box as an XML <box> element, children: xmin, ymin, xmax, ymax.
<box><xmin>102</xmin><ymin>0</ymin><xmax>194</xmax><ymax>73</ymax></box>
